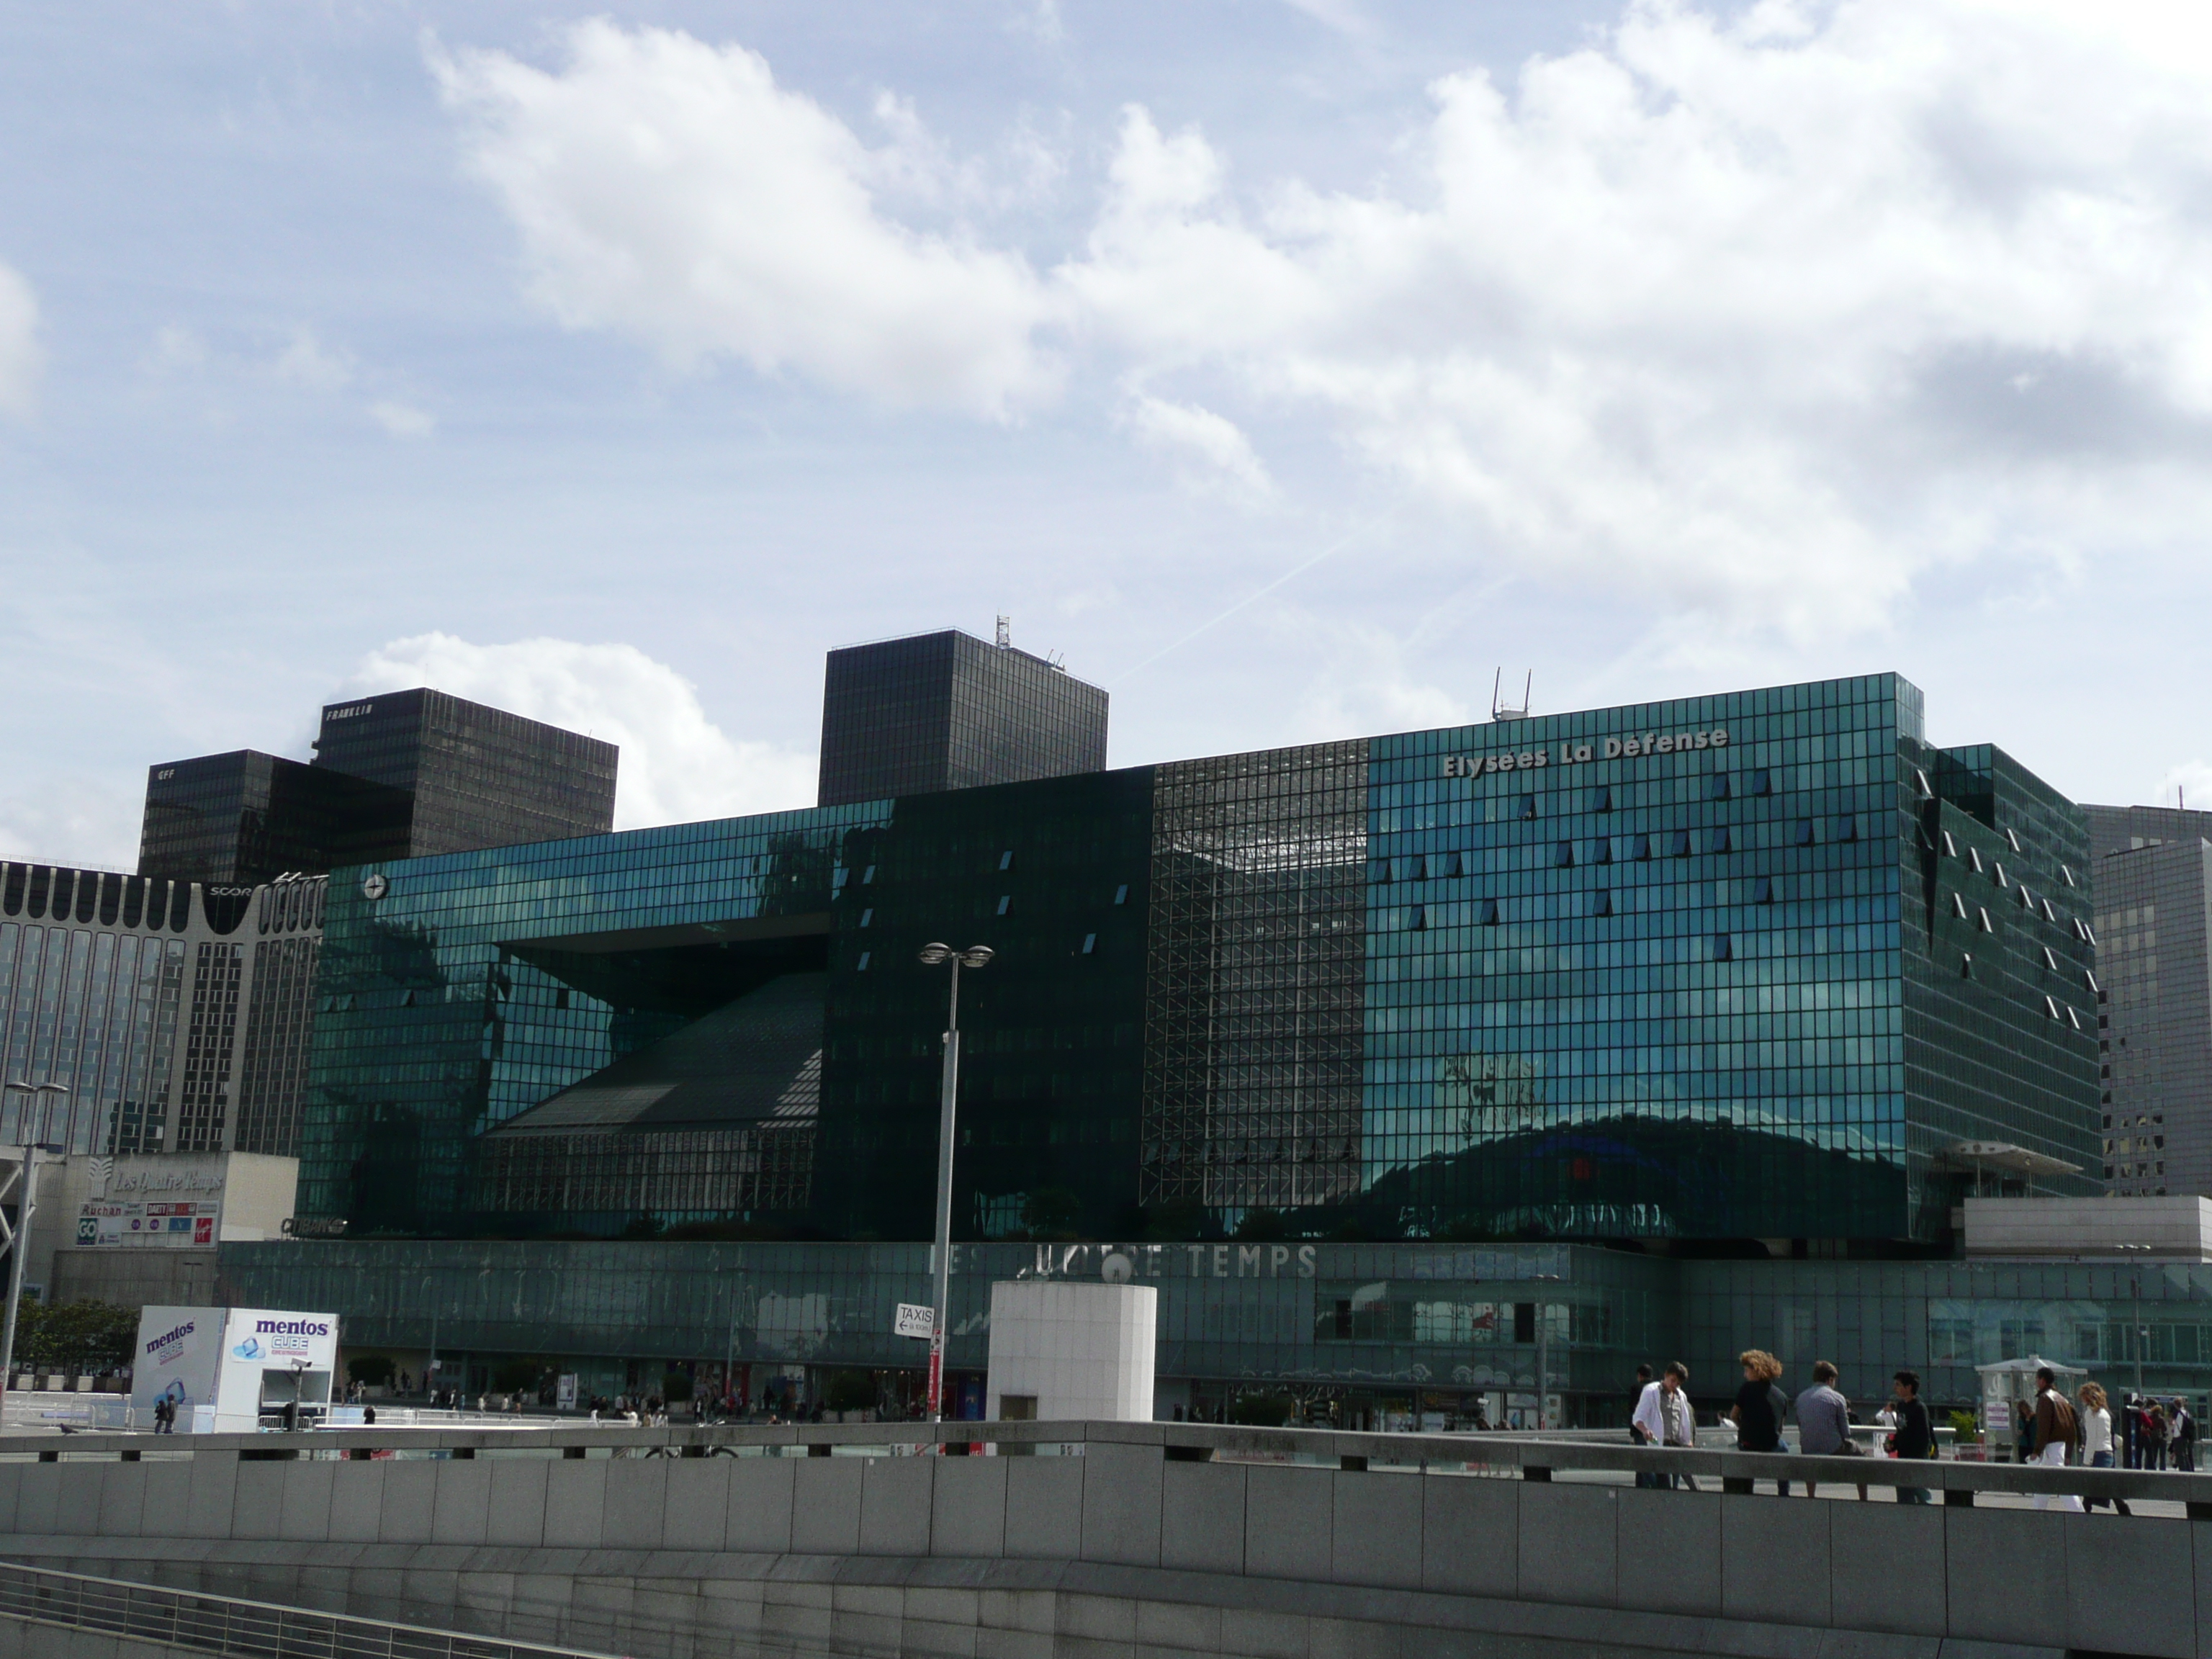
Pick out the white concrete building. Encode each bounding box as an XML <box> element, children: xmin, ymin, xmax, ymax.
<box><xmin>984</xmin><ymin>1278</ymin><xmax>1156</xmax><ymax>1423</ymax></box>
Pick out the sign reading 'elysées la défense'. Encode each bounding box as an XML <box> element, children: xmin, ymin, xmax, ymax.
<box><xmin>1442</xmin><ymin>728</ymin><xmax>1730</xmax><ymax>779</ymax></box>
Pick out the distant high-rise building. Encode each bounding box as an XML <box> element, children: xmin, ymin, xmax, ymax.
<box><xmin>2084</xmin><ymin>804</ymin><xmax>2212</xmax><ymax>1197</ymax></box>
<box><xmin>311</xmin><ymin>688</ymin><xmax>619</xmax><ymax>858</ymax></box>
<box><xmin>817</xmin><ymin>628</ymin><xmax>1108</xmax><ymax>807</ymax></box>
<box><xmin>138</xmin><ymin>752</ymin><xmax>410</xmax><ymax>887</ymax></box>
<box><xmin>140</xmin><ymin>690</ymin><xmax>619</xmax><ymax>885</ymax></box>
<box><xmin>0</xmin><ymin>860</ymin><xmax>328</xmax><ymax>1159</ymax></box>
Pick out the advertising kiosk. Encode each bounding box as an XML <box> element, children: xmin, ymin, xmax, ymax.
<box><xmin>132</xmin><ymin>1305</ymin><xmax>338</xmax><ymax>1431</ymax></box>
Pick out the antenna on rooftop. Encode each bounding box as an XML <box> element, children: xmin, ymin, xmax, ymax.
<box><xmin>996</xmin><ymin>615</ymin><xmax>1011</xmax><ymax>649</ymax></box>
<box><xmin>1492</xmin><ymin>668</ymin><xmax>1532</xmax><ymax>722</ymax></box>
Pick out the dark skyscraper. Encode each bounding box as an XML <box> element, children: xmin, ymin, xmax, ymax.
<box><xmin>817</xmin><ymin>628</ymin><xmax>1109</xmax><ymax>807</ymax></box>
<box><xmin>2081</xmin><ymin>802</ymin><xmax>2212</xmax><ymax>1198</ymax></box>
<box><xmin>138</xmin><ymin>752</ymin><xmax>410</xmax><ymax>886</ymax></box>
<box><xmin>312</xmin><ymin>688</ymin><xmax>619</xmax><ymax>858</ymax></box>
<box><xmin>140</xmin><ymin>689</ymin><xmax>618</xmax><ymax>885</ymax></box>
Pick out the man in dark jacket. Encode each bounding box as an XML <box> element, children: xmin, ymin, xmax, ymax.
<box><xmin>1891</xmin><ymin>1371</ymin><xmax>1933</xmax><ymax>1503</ymax></box>
<box><xmin>2028</xmin><ymin>1366</ymin><xmax>2083</xmax><ymax>1511</ymax></box>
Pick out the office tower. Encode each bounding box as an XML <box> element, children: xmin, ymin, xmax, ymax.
<box><xmin>2082</xmin><ymin>804</ymin><xmax>2212</xmax><ymax>1195</ymax></box>
<box><xmin>138</xmin><ymin>752</ymin><xmax>409</xmax><ymax>886</ymax></box>
<box><xmin>300</xmin><ymin>670</ymin><xmax>2099</xmax><ymax>1248</ymax></box>
<box><xmin>140</xmin><ymin>690</ymin><xmax>619</xmax><ymax>886</ymax></box>
<box><xmin>313</xmin><ymin>688</ymin><xmax>618</xmax><ymax>858</ymax></box>
<box><xmin>817</xmin><ymin>627</ymin><xmax>1108</xmax><ymax>807</ymax></box>
<box><xmin>0</xmin><ymin>861</ymin><xmax>326</xmax><ymax>1158</ymax></box>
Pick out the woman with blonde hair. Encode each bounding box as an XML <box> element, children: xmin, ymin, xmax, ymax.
<box><xmin>1730</xmin><ymin>1349</ymin><xmax>1792</xmax><ymax>1495</ymax></box>
<box><xmin>2078</xmin><ymin>1382</ymin><xmax>2130</xmax><ymax>1515</ymax></box>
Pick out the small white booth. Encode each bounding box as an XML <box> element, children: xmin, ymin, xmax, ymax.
<box><xmin>986</xmin><ymin>1279</ymin><xmax>1156</xmax><ymax>1424</ymax></box>
<box><xmin>1977</xmin><ymin>1354</ymin><xmax>2087</xmax><ymax>1461</ymax></box>
<box><xmin>133</xmin><ymin>1305</ymin><xmax>339</xmax><ymax>1433</ymax></box>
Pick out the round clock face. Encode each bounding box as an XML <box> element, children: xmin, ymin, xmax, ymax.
<box><xmin>361</xmin><ymin>873</ymin><xmax>390</xmax><ymax>901</ymax></box>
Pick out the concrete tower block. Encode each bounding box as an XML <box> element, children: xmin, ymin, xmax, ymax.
<box><xmin>985</xmin><ymin>1280</ymin><xmax>1156</xmax><ymax>1421</ymax></box>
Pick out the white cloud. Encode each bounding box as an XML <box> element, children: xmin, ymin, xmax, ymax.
<box><xmin>339</xmin><ymin>634</ymin><xmax>817</xmax><ymax>829</ymax></box>
<box><xmin>0</xmin><ymin>774</ymin><xmax>141</xmax><ymax>873</ymax></box>
<box><xmin>271</xmin><ymin>326</ymin><xmax>354</xmax><ymax>392</ymax></box>
<box><xmin>0</xmin><ymin>258</ymin><xmax>40</xmax><ymax>420</ymax></box>
<box><xmin>1123</xmin><ymin>392</ymin><xmax>1276</xmax><ymax>505</ymax></box>
<box><xmin>145</xmin><ymin>324</ymin><xmax>207</xmax><ymax>374</ymax></box>
<box><xmin>431</xmin><ymin>22</ymin><xmax>1061</xmax><ymax>418</ymax></box>
<box><xmin>434</xmin><ymin>4</ymin><xmax>2212</xmax><ymax>641</ymax></box>
<box><xmin>1277</xmin><ymin>0</ymin><xmax>1371</xmax><ymax>39</ymax></box>
<box><xmin>369</xmin><ymin>400</ymin><xmax>436</xmax><ymax>439</ymax></box>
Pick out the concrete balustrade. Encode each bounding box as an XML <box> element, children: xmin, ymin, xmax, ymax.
<box><xmin>3</xmin><ymin>1421</ymin><xmax>2207</xmax><ymax>1659</ymax></box>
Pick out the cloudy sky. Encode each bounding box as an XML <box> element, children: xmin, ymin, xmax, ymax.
<box><xmin>3</xmin><ymin>0</ymin><xmax>2210</xmax><ymax>868</ymax></box>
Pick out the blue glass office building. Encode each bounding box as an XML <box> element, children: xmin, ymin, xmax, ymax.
<box><xmin>297</xmin><ymin>670</ymin><xmax>2098</xmax><ymax>1250</ymax></box>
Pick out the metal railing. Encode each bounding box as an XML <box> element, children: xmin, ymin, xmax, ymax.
<box><xmin>0</xmin><ymin>1562</ymin><xmax>623</xmax><ymax>1659</ymax></box>
<box><xmin>3</xmin><ymin>1415</ymin><xmax>2206</xmax><ymax>1509</ymax></box>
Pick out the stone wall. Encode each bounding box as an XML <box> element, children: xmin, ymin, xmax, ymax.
<box><xmin>0</xmin><ymin>1445</ymin><xmax>2198</xmax><ymax>1659</ymax></box>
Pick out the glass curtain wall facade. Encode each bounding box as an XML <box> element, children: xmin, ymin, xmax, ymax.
<box><xmin>1362</xmin><ymin>674</ymin><xmax>2097</xmax><ymax>1243</ymax></box>
<box><xmin>0</xmin><ymin>864</ymin><xmax>325</xmax><ymax>1156</ymax></box>
<box><xmin>299</xmin><ymin>671</ymin><xmax>2098</xmax><ymax>1249</ymax></box>
<box><xmin>298</xmin><ymin>808</ymin><xmax>882</xmax><ymax>1235</ymax></box>
<box><xmin>221</xmin><ymin>1232</ymin><xmax>2212</xmax><ymax>1421</ymax></box>
<box><xmin>1141</xmin><ymin>742</ymin><xmax>1367</xmax><ymax>1218</ymax></box>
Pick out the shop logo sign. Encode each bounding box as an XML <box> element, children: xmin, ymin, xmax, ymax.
<box><xmin>1443</xmin><ymin>728</ymin><xmax>1730</xmax><ymax>778</ymax></box>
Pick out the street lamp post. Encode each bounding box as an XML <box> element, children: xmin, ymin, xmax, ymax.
<box><xmin>0</xmin><ymin>1082</ymin><xmax>71</xmax><ymax>1420</ymax></box>
<box><xmin>2118</xmin><ymin>1244</ymin><xmax>2152</xmax><ymax>1403</ymax></box>
<box><xmin>1529</xmin><ymin>1271</ymin><xmax>1563</xmax><ymax>1432</ymax></box>
<box><xmin>917</xmin><ymin>942</ymin><xmax>992</xmax><ymax>1424</ymax></box>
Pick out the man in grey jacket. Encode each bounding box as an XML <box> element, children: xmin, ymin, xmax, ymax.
<box><xmin>1795</xmin><ymin>1360</ymin><xmax>1855</xmax><ymax>1500</ymax></box>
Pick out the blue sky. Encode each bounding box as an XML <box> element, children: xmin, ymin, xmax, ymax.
<box><xmin>4</xmin><ymin>0</ymin><xmax>2210</xmax><ymax>866</ymax></box>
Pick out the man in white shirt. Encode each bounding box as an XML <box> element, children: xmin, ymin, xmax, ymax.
<box><xmin>1632</xmin><ymin>1362</ymin><xmax>1699</xmax><ymax>1491</ymax></box>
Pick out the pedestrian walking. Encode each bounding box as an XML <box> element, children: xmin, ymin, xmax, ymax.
<box><xmin>2077</xmin><ymin>1382</ymin><xmax>2131</xmax><ymax>1515</ymax></box>
<box><xmin>2028</xmin><ymin>1366</ymin><xmax>2083</xmax><ymax>1512</ymax></box>
<box><xmin>1632</xmin><ymin>1362</ymin><xmax>1699</xmax><ymax>1490</ymax></box>
<box><xmin>1629</xmin><ymin>1364</ymin><xmax>1662</xmax><ymax>1488</ymax></box>
<box><xmin>1794</xmin><ymin>1362</ymin><xmax>1858</xmax><ymax>1500</ymax></box>
<box><xmin>2172</xmin><ymin>1398</ymin><xmax>2196</xmax><ymax>1472</ymax></box>
<box><xmin>1730</xmin><ymin>1349</ymin><xmax>1791</xmax><ymax>1496</ymax></box>
<box><xmin>2146</xmin><ymin>1401</ymin><xmax>2171</xmax><ymax>1471</ymax></box>
<box><xmin>1890</xmin><ymin>1371</ymin><xmax>1935</xmax><ymax>1503</ymax></box>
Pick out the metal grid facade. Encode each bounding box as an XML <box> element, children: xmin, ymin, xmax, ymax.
<box><xmin>473</xmin><ymin>1123</ymin><xmax>816</xmax><ymax>1220</ymax></box>
<box><xmin>1139</xmin><ymin>742</ymin><xmax>1367</xmax><ymax>1214</ymax></box>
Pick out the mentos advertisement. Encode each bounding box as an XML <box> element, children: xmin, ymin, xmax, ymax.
<box><xmin>129</xmin><ymin>1305</ymin><xmax>339</xmax><ymax>1432</ymax></box>
<box><xmin>214</xmin><ymin>1308</ymin><xmax>339</xmax><ymax>1432</ymax></box>
<box><xmin>131</xmin><ymin>1305</ymin><xmax>222</xmax><ymax>1424</ymax></box>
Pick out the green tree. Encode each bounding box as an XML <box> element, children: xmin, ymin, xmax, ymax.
<box><xmin>17</xmin><ymin>1300</ymin><xmax>138</xmax><ymax>1374</ymax></box>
